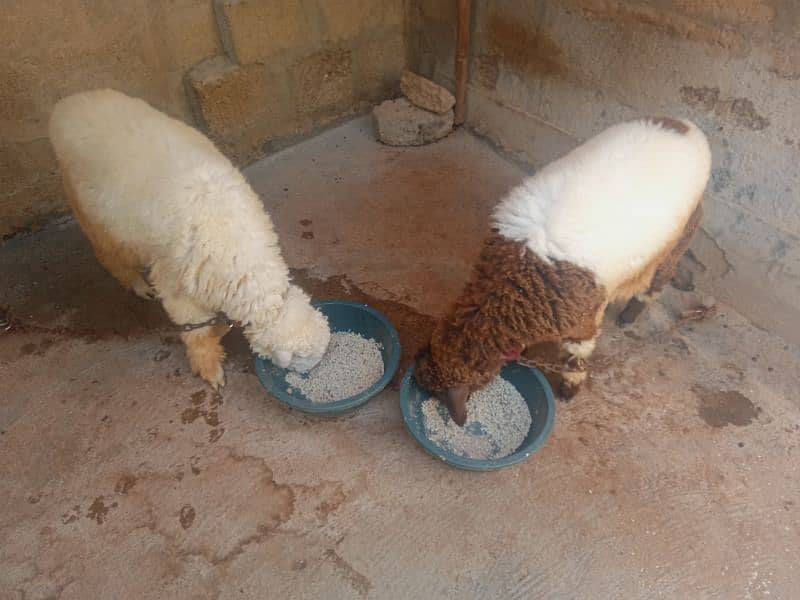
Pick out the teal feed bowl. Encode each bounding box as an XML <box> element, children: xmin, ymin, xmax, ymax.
<box><xmin>400</xmin><ymin>362</ymin><xmax>556</xmax><ymax>471</ymax></box>
<box><xmin>254</xmin><ymin>300</ymin><xmax>401</xmax><ymax>416</ymax></box>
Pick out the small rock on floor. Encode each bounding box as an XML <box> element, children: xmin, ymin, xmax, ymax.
<box><xmin>400</xmin><ymin>70</ymin><xmax>456</xmax><ymax>114</ymax></box>
<box><xmin>373</xmin><ymin>98</ymin><xmax>453</xmax><ymax>147</ymax></box>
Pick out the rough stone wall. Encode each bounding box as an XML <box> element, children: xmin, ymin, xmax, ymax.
<box><xmin>2</xmin><ymin>0</ymin><xmax>408</xmax><ymax>238</ymax></box>
<box><xmin>188</xmin><ymin>0</ymin><xmax>408</xmax><ymax>164</ymax></box>
<box><xmin>2</xmin><ymin>0</ymin><xmax>222</xmax><ymax>238</ymax></box>
<box><xmin>416</xmin><ymin>0</ymin><xmax>800</xmax><ymax>344</ymax></box>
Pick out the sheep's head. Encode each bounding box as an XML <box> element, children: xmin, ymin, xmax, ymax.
<box><xmin>415</xmin><ymin>327</ymin><xmax>520</xmax><ymax>426</ymax></box>
<box><xmin>415</xmin><ymin>345</ymin><xmax>473</xmax><ymax>427</ymax></box>
<box><xmin>414</xmin><ymin>231</ymin><xmax>535</xmax><ymax>426</ymax></box>
<box><xmin>248</xmin><ymin>285</ymin><xmax>330</xmax><ymax>372</ymax></box>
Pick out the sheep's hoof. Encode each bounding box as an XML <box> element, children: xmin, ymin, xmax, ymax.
<box><xmin>617</xmin><ymin>297</ymin><xmax>647</xmax><ymax>327</ymax></box>
<box><xmin>204</xmin><ymin>367</ymin><xmax>226</xmax><ymax>391</ymax></box>
<box><xmin>190</xmin><ymin>354</ymin><xmax>226</xmax><ymax>390</ymax></box>
<box><xmin>558</xmin><ymin>380</ymin><xmax>581</xmax><ymax>402</ymax></box>
<box><xmin>132</xmin><ymin>279</ymin><xmax>157</xmax><ymax>300</ymax></box>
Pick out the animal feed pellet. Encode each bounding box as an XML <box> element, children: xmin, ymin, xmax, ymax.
<box><xmin>422</xmin><ymin>376</ymin><xmax>532</xmax><ymax>460</ymax></box>
<box><xmin>285</xmin><ymin>332</ymin><xmax>384</xmax><ymax>403</ymax></box>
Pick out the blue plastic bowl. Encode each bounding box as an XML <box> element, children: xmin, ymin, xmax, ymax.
<box><xmin>254</xmin><ymin>300</ymin><xmax>401</xmax><ymax>416</ymax></box>
<box><xmin>400</xmin><ymin>362</ymin><xmax>556</xmax><ymax>471</ymax></box>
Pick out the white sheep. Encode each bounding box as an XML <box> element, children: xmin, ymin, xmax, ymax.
<box><xmin>49</xmin><ymin>89</ymin><xmax>330</xmax><ymax>389</ymax></box>
<box><xmin>415</xmin><ymin>117</ymin><xmax>712</xmax><ymax>424</ymax></box>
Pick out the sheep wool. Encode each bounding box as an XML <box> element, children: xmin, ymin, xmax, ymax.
<box><xmin>416</xmin><ymin>117</ymin><xmax>711</xmax><ymax>425</ymax></box>
<box><xmin>494</xmin><ymin>117</ymin><xmax>711</xmax><ymax>297</ymax></box>
<box><xmin>49</xmin><ymin>89</ymin><xmax>330</xmax><ymax>388</ymax></box>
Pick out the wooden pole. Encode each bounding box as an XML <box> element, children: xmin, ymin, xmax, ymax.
<box><xmin>454</xmin><ymin>0</ymin><xmax>471</xmax><ymax>126</ymax></box>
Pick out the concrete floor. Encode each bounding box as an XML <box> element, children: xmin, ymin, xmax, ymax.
<box><xmin>2</xmin><ymin>118</ymin><xmax>799</xmax><ymax>599</ymax></box>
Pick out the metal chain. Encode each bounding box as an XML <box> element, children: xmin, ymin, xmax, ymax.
<box><xmin>178</xmin><ymin>314</ymin><xmax>241</xmax><ymax>332</ymax></box>
<box><xmin>0</xmin><ymin>305</ymin><xmax>240</xmax><ymax>335</ymax></box>
<box><xmin>515</xmin><ymin>354</ymin><xmax>587</xmax><ymax>374</ymax></box>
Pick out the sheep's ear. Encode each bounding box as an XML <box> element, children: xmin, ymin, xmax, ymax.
<box><xmin>444</xmin><ymin>385</ymin><xmax>470</xmax><ymax>426</ymax></box>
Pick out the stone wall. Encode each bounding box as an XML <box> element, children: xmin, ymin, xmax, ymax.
<box><xmin>188</xmin><ymin>0</ymin><xmax>408</xmax><ymax>164</ymax></box>
<box><xmin>6</xmin><ymin>0</ymin><xmax>799</xmax><ymax>342</ymax></box>
<box><xmin>416</xmin><ymin>0</ymin><xmax>800</xmax><ymax>343</ymax></box>
<box><xmin>1</xmin><ymin>0</ymin><xmax>408</xmax><ymax>238</ymax></box>
<box><xmin>2</xmin><ymin>0</ymin><xmax>221</xmax><ymax>237</ymax></box>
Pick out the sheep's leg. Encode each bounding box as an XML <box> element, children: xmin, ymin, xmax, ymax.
<box><xmin>559</xmin><ymin>338</ymin><xmax>598</xmax><ymax>400</ymax></box>
<box><xmin>158</xmin><ymin>290</ymin><xmax>228</xmax><ymax>389</ymax></box>
<box><xmin>618</xmin><ymin>202</ymin><xmax>703</xmax><ymax>326</ymax></box>
<box><xmin>62</xmin><ymin>173</ymin><xmax>154</xmax><ymax>299</ymax></box>
<box><xmin>92</xmin><ymin>237</ymin><xmax>155</xmax><ymax>300</ymax></box>
<box><xmin>180</xmin><ymin>326</ymin><xmax>229</xmax><ymax>390</ymax></box>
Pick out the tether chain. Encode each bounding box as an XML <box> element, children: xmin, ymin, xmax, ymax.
<box><xmin>514</xmin><ymin>354</ymin><xmax>588</xmax><ymax>374</ymax></box>
<box><xmin>0</xmin><ymin>305</ymin><xmax>241</xmax><ymax>335</ymax></box>
<box><xmin>178</xmin><ymin>314</ymin><xmax>242</xmax><ymax>332</ymax></box>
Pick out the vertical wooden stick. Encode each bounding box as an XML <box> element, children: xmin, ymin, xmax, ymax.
<box><xmin>454</xmin><ymin>0</ymin><xmax>471</xmax><ymax>126</ymax></box>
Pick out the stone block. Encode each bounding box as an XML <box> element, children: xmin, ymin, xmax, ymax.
<box><xmin>318</xmin><ymin>0</ymin><xmax>404</xmax><ymax>41</ymax></box>
<box><xmin>352</xmin><ymin>32</ymin><xmax>406</xmax><ymax>103</ymax></box>
<box><xmin>186</xmin><ymin>56</ymin><xmax>308</xmax><ymax>164</ymax></box>
<box><xmin>291</xmin><ymin>47</ymin><xmax>354</xmax><ymax>119</ymax></box>
<box><xmin>420</xmin><ymin>0</ymin><xmax>457</xmax><ymax>21</ymax></box>
<box><xmin>400</xmin><ymin>70</ymin><xmax>455</xmax><ymax>114</ymax></box>
<box><xmin>0</xmin><ymin>139</ymin><xmax>64</xmax><ymax>237</ymax></box>
<box><xmin>186</xmin><ymin>56</ymin><xmax>272</xmax><ymax>135</ymax></box>
<box><xmin>214</xmin><ymin>0</ymin><xmax>312</xmax><ymax>64</ymax></box>
<box><xmin>217</xmin><ymin>115</ymin><xmax>310</xmax><ymax>165</ymax></box>
<box><xmin>162</xmin><ymin>0</ymin><xmax>221</xmax><ymax>69</ymax></box>
<box><xmin>373</xmin><ymin>98</ymin><xmax>453</xmax><ymax>146</ymax></box>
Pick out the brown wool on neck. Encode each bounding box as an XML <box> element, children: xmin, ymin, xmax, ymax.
<box><xmin>415</xmin><ymin>232</ymin><xmax>606</xmax><ymax>392</ymax></box>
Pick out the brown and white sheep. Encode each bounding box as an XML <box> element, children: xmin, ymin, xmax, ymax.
<box><xmin>414</xmin><ymin>117</ymin><xmax>712</xmax><ymax>425</ymax></box>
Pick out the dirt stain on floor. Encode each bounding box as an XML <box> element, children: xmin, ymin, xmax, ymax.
<box><xmin>0</xmin><ymin>224</ymin><xmax>171</xmax><ymax>341</ymax></box>
<box><xmin>181</xmin><ymin>390</ymin><xmax>223</xmax><ymax>439</ymax></box>
<box><xmin>153</xmin><ymin>348</ymin><xmax>171</xmax><ymax>362</ymax></box>
<box><xmin>324</xmin><ymin>548</ymin><xmax>372</xmax><ymax>597</ymax></box>
<box><xmin>114</xmin><ymin>475</ymin><xmax>136</xmax><ymax>495</ymax></box>
<box><xmin>19</xmin><ymin>338</ymin><xmax>55</xmax><ymax>356</ymax></box>
<box><xmin>179</xmin><ymin>504</ymin><xmax>196</xmax><ymax>529</ymax></box>
<box><xmin>181</xmin><ymin>406</ymin><xmax>203</xmax><ymax>424</ymax></box>
<box><xmin>694</xmin><ymin>386</ymin><xmax>761</xmax><ymax>427</ymax></box>
<box><xmin>86</xmin><ymin>496</ymin><xmax>118</xmax><ymax>524</ymax></box>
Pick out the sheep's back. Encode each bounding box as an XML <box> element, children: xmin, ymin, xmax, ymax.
<box><xmin>494</xmin><ymin>118</ymin><xmax>711</xmax><ymax>293</ymax></box>
<box><xmin>48</xmin><ymin>89</ymin><xmax>257</xmax><ymax>253</ymax></box>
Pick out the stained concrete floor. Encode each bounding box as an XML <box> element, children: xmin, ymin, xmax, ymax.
<box><xmin>2</xmin><ymin>117</ymin><xmax>799</xmax><ymax>599</ymax></box>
